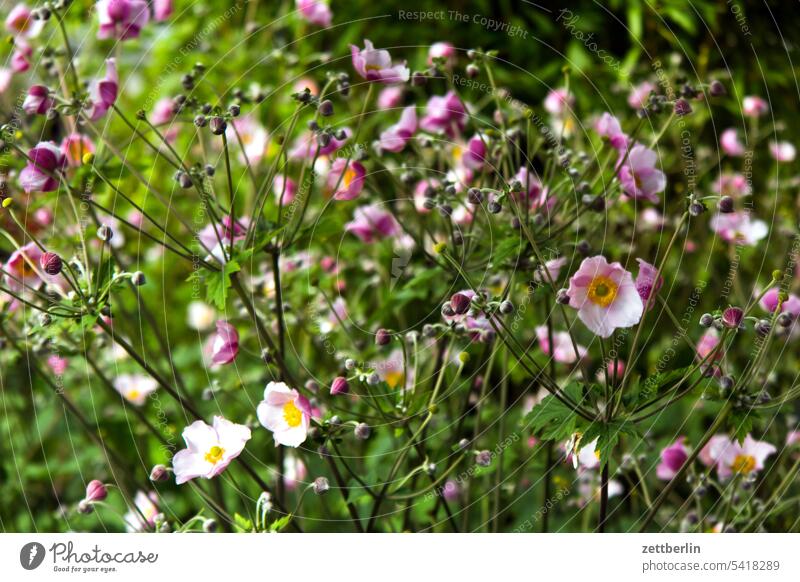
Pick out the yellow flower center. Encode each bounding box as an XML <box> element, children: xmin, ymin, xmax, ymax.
<box><xmin>127</xmin><ymin>389</ymin><xmax>141</xmax><ymax>402</ymax></box>
<box><xmin>385</xmin><ymin>370</ymin><xmax>404</xmax><ymax>390</ymax></box>
<box><xmin>731</xmin><ymin>454</ymin><xmax>756</xmax><ymax>474</ymax></box>
<box><xmin>343</xmin><ymin>167</ymin><xmax>357</xmax><ymax>188</ymax></box>
<box><xmin>283</xmin><ymin>400</ymin><xmax>302</xmax><ymax>428</ymax></box>
<box><xmin>204</xmin><ymin>445</ymin><xmax>225</xmax><ymax>464</ymax></box>
<box><xmin>587</xmin><ymin>275</ymin><xmax>619</xmax><ymax>307</ymax></box>
<box><xmin>365</xmin><ymin>63</ymin><xmax>382</xmax><ymax>72</ymax></box>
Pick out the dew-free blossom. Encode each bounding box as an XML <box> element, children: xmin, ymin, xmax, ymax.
<box><xmin>20</xmin><ymin>141</ymin><xmax>66</xmax><ymax>193</ymax></box>
<box><xmin>709</xmin><ymin>212</ymin><xmax>768</xmax><ymax>246</ymax></box>
<box><xmin>350</xmin><ymin>40</ymin><xmax>410</xmax><ymax>84</ymax></box>
<box><xmin>720</xmin><ymin>128</ymin><xmax>745</xmax><ymax>157</ymax></box>
<box><xmin>96</xmin><ymin>0</ymin><xmax>150</xmax><ymax>41</ymax></box>
<box><xmin>113</xmin><ymin>373</ymin><xmax>158</xmax><ymax>405</ymax></box>
<box><xmin>22</xmin><ymin>85</ymin><xmax>52</xmax><ymax>115</ymax></box>
<box><xmin>86</xmin><ymin>58</ymin><xmax>119</xmax><ymax>121</ymax></box>
<box><xmin>207</xmin><ymin>321</ymin><xmax>239</xmax><ymax>366</ymax></box>
<box><xmin>617</xmin><ymin>144</ymin><xmax>666</xmax><ymax>203</ymax></box>
<box><xmin>594</xmin><ymin>112</ymin><xmax>628</xmax><ymax>150</ymax></box>
<box><xmin>345</xmin><ymin>204</ymin><xmax>401</xmax><ymax>242</ymax></box>
<box><xmin>257</xmin><ymin>381</ymin><xmax>312</xmax><ymax>447</ymax></box>
<box><xmin>5</xmin><ymin>4</ymin><xmax>43</xmax><ymax>38</ymax></box>
<box><xmin>60</xmin><ymin>134</ymin><xmax>95</xmax><ymax>167</ymax></box>
<box><xmin>544</xmin><ymin>88</ymin><xmax>573</xmax><ymax>117</ymax></box>
<box><xmin>656</xmin><ymin>438</ymin><xmax>688</xmax><ymax>480</ymax></box>
<box><xmin>742</xmin><ymin>96</ymin><xmax>768</xmax><ymax>117</ymax></box>
<box><xmin>172</xmin><ymin>416</ymin><xmax>251</xmax><ymax>484</ymax></box>
<box><xmin>566</xmin><ymin>256</ymin><xmax>644</xmax><ymax>338</ymax></box>
<box><xmin>378</xmin><ymin>106</ymin><xmax>417</xmax><ymax>153</ymax></box>
<box><xmin>327</xmin><ymin>159</ymin><xmax>366</xmax><ymax>200</ymax></box>
<box><xmin>769</xmin><ymin>141</ymin><xmax>796</xmax><ymax>162</ymax></box>
<box><xmin>710</xmin><ymin>435</ymin><xmax>777</xmax><ymax>479</ymax></box>
<box><xmin>419</xmin><ymin>91</ymin><xmax>466</xmax><ymax>137</ymax></box>
<box><xmin>535</xmin><ymin>326</ymin><xmax>586</xmax><ymax>364</ymax></box>
<box><xmin>635</xmin><ymin>259</ymin><xmax>663</xmax><ymax>310</ymax></box>
<box><xmin>123</xmin><ymin>491</ymin><xmax>159</xmax><ymax>532</ymax></box>
<box><xmin>296</xmin><ymin>0</ymin><xmax>332</xmax><ymax>28</ymax></box>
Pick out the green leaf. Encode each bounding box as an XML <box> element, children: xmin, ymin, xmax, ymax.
<box><xmin>268</xmin><ymin>513</ymin><xmax>293</xmax><ymax>532</ymax></box>
<box><xmin>581</xmin><ymin>420</ymin><xmax>640</xmax><ymax>467</ymax></box>
<box><xmin>233</xmin><ymin>512</ymin><xmax>253</xmax><ymax>533</ymax></box>
<box><xmin>193</xmin><ymin>260</ymin><xmax>241</xmax><ymax>309</ymax></box>
<box><xmin>728</xmin><ymin>409</ymin><xmax>755</xmax><ymax>445</ymax></box>
<box><xmin>525</xmin><ymin>381</ymin><xmax>586</xmax><ymax>442</ymax></box>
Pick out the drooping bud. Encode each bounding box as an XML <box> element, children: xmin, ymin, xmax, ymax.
<box><xmin>375</xmin><ymin>328</ymin><xmax>391</xmax><ymax>346</ymax></box>
<box><xmin>312</xmin><ymin>476</ymin><xmax>330</xmax><ymax>495</ymax></box>
<box><xmin>132</xmin><ymin>271</ymin><xmax>146</xmax><ymax>286</ymax></box>
<box><xmin>97</xmin><ymin>225</ymin><xmax>113</xmax><ymax>243</ymax></box>
<box><xmin>330</xmin><ymin>376</ymin><xmax>349</xmax><ymax>396</ymax></box>
<box><xmin>354</xmin><ymin>422</ymin><xmax>371</xmax><ymax>440</ymax></box>
<box><xmin>84</xmin><ymin>479</ymin><xmax>108</xmax><ymax>503</ymax></box>
<box><xmin>209</xmin><ymin>116</ymin><xmax>227</xmax><ymax>135</ymax></box>
<box><xmin>40</xmin><ymin>251</ymin><xmax>62</xmax><ymax>275</ymax></box>
<box><xmin>149</xmin><ymin>464</ymin><xmax>169</xmax><ymax>482</ymax></box>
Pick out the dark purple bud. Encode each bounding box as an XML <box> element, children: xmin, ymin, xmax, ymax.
<box><xmin>709</xmin><ymin>80</ymin><xmax>726</xmax><ymax>97</ymax></box>
<box><xmin>718</xmin><ymin>196</ymin><xmax>735</xmax><ymax>213</ymax></box>
<box><xmin>330</xmin><ymin>376</ymin><xmax>349</xmax><ymax>396</ymax></box>
<box><xmin>674</xmin><ymin>98</ymin><xmax>692</xmax><ymax>116</ymax></box>
<box><xmin>318</xmin><ymin>99</ymin><xmax>334</xmax><ymax>117</ymax></box>
<box><xmin>450</xmin><ymin>292</ymin><xmax>471</xmax><ymax>315</ymax></box>
<box><xmin>721</xmin><ymin>306</ymin><xmax>744</xmax><ymax>329</ymax></box>
<box><xmin>40</xmin><ymin>251</ymin><xmax>62</xmax><ymax>275</ymax></box>
<box><xmin>150</xmin><ymin>464</ymin><xmax>169</xmax><ymax>482</ymax></box>
<box><xmin>354</xmin><ymin>422</ymin><xmax>371</xmax><ymax>440</ymax></box>
<box><xmin>209</xmin><ymin>116</ymin><xmax>227</xmax><ymax>135</ymax></box>
<box><xmin>375</xmin><ymin>328</ymin><xmax>391</xmax><ymax>346</ymax></box>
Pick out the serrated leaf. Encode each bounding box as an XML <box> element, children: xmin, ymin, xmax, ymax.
<box><xmin>268</xmin><ymin>513</ymin><xmax>293</xmax><ymax>532</ymax></box>
<box><xmin>197</xmin><ymin>260</ymin><xmax>241</xmax><ymax>309</ymax></box>
<box><xmin>233</xmin><ymin>512</ymin><xmax>253</xmax><ymax>532</ymax></box>
<box><xmin>525</xmin><ymin>382</ymin><xmax>586</xmax><ymax>442</ymax></box>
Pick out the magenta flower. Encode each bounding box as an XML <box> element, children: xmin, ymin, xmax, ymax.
<box><xmin>594</xmin><ymin>112</ymin><xmax>628</xmax><ymax>150</ymax></box>
<box><xmin>534</xmin><ymin>256</ymin><xmax>568</xmax><ymax>284</ymax></box>
<box><xmin>742</xmin><ymin>96</ymin><xmax>768</xmax><ymax>118</ymax></box>
<box><xmin>713</xmin><ymin>434</ymin><xmax>776</xmax><ymax>479</ymax></box>
<box><xmin>2</xmin><ymin>242</ymin><xmax>44</xmax><ymax>291</ymax></box>
<box><xmin>350</xmin><ymin>39</ymin><xmax>410</xmax><ymax>84</ymax></box>
<box><xmin>628</xmin><ymin>82</ymin><xmax>654</xmax><ymax>109</ymax></box>
<box><xmin>720</xmin><ymin>128</ymin><xmax>745</xmax><ymax>157</ymax></box>
<box><xmin>721</xmin><ymin>306</ymin><xmax>744</xmax><ymax>329</ymax></box>
<box><xmin>635</xmin><ymin>259</ymin><xmax>663</xmax><ymax>310</ymax></box>
<box><xmin>513</xmin><ymin>166</ymin><xmax>550</xmax><ymax>211</ymax></box>
<box><xmin>274</xmin><ymin>175</ymin><xmax>297</xmax><ymax>204</ymax></box>
<box><xmin>22</xmin><ymin>85</ymin><xmax>53</xmax><ymax>115</ymax></box>
<box><xmin>327</xmin><ymin>159</ymin><xmax>366</xmax><ymax>201</ymax></box>
<box><xmin>699</xmin><ymin>434</ymin><xmax>730</xmax><ymax>467</ymax></box>
<box><xmin>713</xmin><ymin>172</ymin><xmax>751</xmax><ymax>198</ymax></box>
<box><xmin>428</xmin><ymin>42</ymin><xmax>456</xmax><ymax>66</ymax></box>
<box><xmin>153</xmin><ymin>0</ymin><xmax>173</xmax><ymax>21</ymax></box>
<box><xmin>460</xmin><ymin>135</ymin><xmax>487</xmax><ymax>171</ymax></box>
<box><xmin>5</xmin><ymin>4</ymin><xmax>43</xmax><ymax>38</ymax></box>
<box><xmin>11</xmin><ymin>40</ymin><xmax>31</xmax><ymax>72</ymax></box>
<box><xmin>696</xmin><ymin>330</ymin><xmax>723</xmax><ymax>372</ymax></box>
<box><xmin>19</xmin><ymin>141</ymin><xmax>65</xmax><ymax>193</ymax></box>
<box><xmin>86</xmin><ymin>58</ymin><xmax>118</xmax><ymax>121</ymax></box>
<box><xmin>419</xmin><ymin>91</ymin><xmax>466</xmax><ymax>137</ymax></box>
<box><xmin>710</xmin><ymin>211</ymin><xmax>768</xmax><ymax>246</ymax></box>
<box><xmin>84</xmin><ymin>480</ymin><xmax>108</xmax><ymax>503</ymax></box>
<box><xmin>345</xmin><ymin>204</ymin><xmax>400</xmax><ymax>243</ymax></box>
<box><xmin>656</xmin><ymin>438</ymin><xmax>688</xmax><ymax>480</ymax></box>
<box><xmin>617</xmin><ymin>144</ymin><xmax>666</xmax><ymax>203</ymax></box>
<box><xmin>543</xmin><ymin>88</ymin><xmax>572</xmax><ymax>116</ymax></box>
<box><xmin>173</xmin><ymin>416</ymin><xmax>251</xmax><ymax>484</ymax></box>
<box><xmin>257</xmin><ymin>381</ymin><xmax>312</xmax><ymax>447</ymax></box>
<box><xmin>378</xmin><ymin>106</ymin><xmax>417</xmax><ymax>153</ymax></box>
<box><xmin>47</xmin><ymin>354</ymin><xmax>68</xmax><ymax>375</ymax></box>
<box><xmin>566</xmin><ymin>256</ymin><xmax>644</xmax><ymax>338</ymax></box>
<box><xmin>60</xmin><ymin>134</ymin><xmax>95</xmax><ymax>167</ymax></box>
<box><xmin>330</xmin><ymin>376</ymin><xmax>349</xmax><ymax>396</ymax></box>
<box><xmin>769</xmin><ymin>141</ymin><xmax>796</xmax><ymax>162</ymax></box>
<box><xmin>296</xmin><ymin>0</ymin><xmax>332</xmax><ymax>28</ymax></box>
<box><xmin>207</xmin><ymin>321</ymin><xmax>239</xmax><ymax>366</ymax></box>
<box><xmin>96</xmin><ymin>0</ymin><xmax>150</xmax><ymax>41</ymax></box>
<box><xmin>759</xmin><ymin>288</ymin><xmax>800</xmax><ymax>316</ymax></box>
<box><xmin>535</xmin><ymin>326</ymin><xmax>587</xmax><ymax>364</ymax></box>
<box><xmin>377</xmin><ymin>86</ymin><xmax>403</xmax><ymax>110</ymax></box>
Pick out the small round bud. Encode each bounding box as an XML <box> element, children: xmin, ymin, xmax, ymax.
<box><xmin>150</xmin><ymin>464</ymin><xmax>169</xmax><ymax>482</ymax></box>
<box><xmin>203</xmin><ymin>518</ymin><xmax>218</xmax><ymax>532</ymax></box>
<box><xmin>499</xmin><ymin>300</ymin><xmax>514</xmax><ymax>314</ymax></box>
<box><xmin>97</xmin><ymin>225</ymin><xmax>113</xmax><ymax>243</ymax></box>
<box><xmin>689</xmin><ymin>202</ymin><xmax>705</xmax><ymax>217</ymax></box>
<box><xmin>458</xmin><ymin>438</ymin><xmax>470</xmax><ymax>450</ymax></box>
<box><xmin>204</xmin><ymin>164</ymin><xmax>216</xmax><ymax>176</ymax></box>
<box><xmin>179</xmin><ymin>172</ymin><xmax>193</xmax><ymax>189</ymax></box>
<box><xmin>354</xmin><ymin>422</ymin><xmax>371</xmax><ymax>440</ymax></box>
<box><xmin>411</xmin><ymin>71</ymin><xmax>427</xmax><ymax>86</ymax></box>
<box><xmin>556</xmin><ymin>289</ymin><xmax>571</xmax><ymax>305</ymax></box>
<box><xmin>345</xmin><ymin>358</ymin><xmax>355</xmax><ymax>370</ymax></box>
<box><xmin>313</xmin><ymin>477</ymin><xmax>330</xmax><ymax>495</ymax></box>
<box><xmin>487</xmin><ymin>201</ymin><xmax>502</xmax><ymax>214</ymax></box>
<box><xmin>709</xmin><ymin>80</ymin><xmax>726</xmax><ymax>97</ymax></box>
<box><xmin>719</xmin><ymin>375</ymin><xmax>735</xmax><ymax>393</ymax></box>
<box><xmin>330</xmin><ymin>376</ymin><xmax>349</xmax><ymax>396</ymax></box>
<box><xmin>84</xmin><ymin>479</ymin><xmax>108</xmax><ymax>503</ymax></box>
<box><xmin>718</xmin><ymin>196</ymin><xmax>735</xmax><ymax>214</ymax></box>
<box><xmin>700</xmin><ymin>313</ymin><xmax>714</xmax><ymax>328</ymax></box>
<box><xmin>450</xmin><ymin>292</ymin><xmax>471</xmax><ymax>315</ymax></box>
<box><xmin>467</xmin><ymin>188</ymin><xmax>483</xmax><ymax>205</ymax></box>
<box><xmin>132</xmin><ymin>271</ymin><xmax>146</xmax><ymax>286</ymax></box>
<box><xmin>674</xmin><ymin>98</ymin><xmax>692</xmax><ymax>116</ymax></box>
<box><xmin>576</xmin><ymin>240</ymin><xmax>591</xmax><ymax>256</ymax></box>
<box><xmin>466</xmin><ymin>63</ymin><xmax>479</xmax><ymax>78</ymax></box>
<box><xmin>228</xmin><ymin>104</ymin><xmax>241</xmax><ymax>117</ymax></box>
<box><xmin>475</xmin><ymin>450</ymin><xmax>491</xmax><ymax>467</ymax></box>
<box><xmin>209</xmin><ymin>116</ymin><xmax>227</xmax><ymax>135</ymax></box>
<box><xmin>755</xmin><ymin>319</ymin><xmax>771</xmax><ymax>336</ymax></box>
<box><xmin>194</xmin><ymin>115</ymin><xmax>207</xmax><ymax>127</ymax></box>
<box><xmin>367</xmin><ymin>372</ymin><xmax>380</xmax><ymax>386</ymax></box>
<box><xmin>318</xmin><ymin>99</ymin><xmax>334</xmax><ymax>117</ymax></box>
<box><xmin>375</xmin><ymin>328</ymin><xmax>391</xmax><ymax>346</ymax></box>
<box><xmin>260</xmin><ymin>348</ymin><xmax>273</xmax><ymax>364</ymax></box>
<box><xmin>721</xmin><ymin>306</ymin><xmax>744</xmax><ymax>329</ymax></box>
<box><xmin>778</xmin><ymin>312</ymin><xmax>794</xmax><ymax>328</ymax></box>
<box><xmin>39</xmin><ymin>313</ymin><xmax>52</xmax><ymax>326</ymax></box>
<box><xmin>40</xmin><ymin>251</ymin><xmax>63</xmax><ymax>275</ymax></box>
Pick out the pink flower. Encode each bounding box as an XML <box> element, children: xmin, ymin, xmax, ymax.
<box><xmin>345</xmin><ymin>204</ymin><xmax>400</xmax><ymax>242</ymax></box>
<box><xmin>568</xmin><ymin>437</ymin><xmax>600</xmax><ymax>470</ymax></box>
<box><xmin>290</xmin><ymin>128</ymin><xmax>350</xmax><ymax>159</ymax></box>
<box><xmin>172</xmin><ymin>416</ymin><xmax>251</xmax><ymax>484</ymax></box>
<box><xmin>759</xmin><ymin>288</ymin><xmax>800</xmax><ymax>316</ymax></box>
<box><xmin>617</xmin><ymin>144</ymin><xmax>666</xmax><ymax>203</ymax></box>
<box><xmin>124</xmin><ymin>491</ymin><xmax>158</xmax><ymax>531</ymax></box>
<box><xmin>720</xmin><ymin>128</ymin><xmax>745</xmax><ymax>157</ymax></box>
<box><xmin>96</xmin><ymin>0</ymin><xmax>150</xmax><ymax>41</ymax></box>
<box><xmin>419</xmin><ymin>91</ymin><xmax>466</xmax><ymax>137</ymax></box>
<box><xmin>713</xmin><ymin>434</ymin><xmax>776</xmax><ymax>480</ymax></box>
<box><xmin>47</xmin><ymin>354</ymin><xmax>68</xmax><ymax>375</ymax></box>
<box><xmin>153</xmin><ymin>0</ymin><xmax>173</xmax><ymax>21</ymax></box>
<box><xmin>296</xmin><ymin>0</ymin><xmax>332</xmax><ymax>27</ymax></box>
<box><xmin>769</xmin><ymin>141</ymin><xmax>796</xmax><ymax>163</ymax></box>
<box><xmin>379</xmin><ymin>106</ymin><xmax>417</xmax><ymax>153</ymax></box>
<box><xmin>428</xmin><ymin>42</ymin><xmax>455</xmax><ymax>66</ymax></box>
<box><xmin>20</xmin><ymin>141</ymin><xmax>65</xmax><ymax>193</ymax></box>
<box><xmin>5</xmin><ymin>4</ymin><xmax>43</xmax><ymax>38</ymax></box>
<box><xmin>113</xmin><ymin>373</ymin><xmax>158</xmax><ymax>405</ymax></box>
<box><xmin>534</xmin><ymin>257</ymin><xmax>568</xmax><ymax>283</ymax></box>
<box><xmin>22</xmin><ymin>85</ymin><xmax>53</xmax><ymax>115</ymax></box>
<box><xmin>257</xmin><ymin>381</ymin><xmax>312</xmax><ymax>447</ymax></box>
<box><xmin>635</xmin><ymin>259</ymin><xmax>663</xmax><ymax>310</ymax></box>
<box><xmin>713</xmin><ymin>172</ymin><xmax>751</xmax><ymax>198</ymax></box>
<box><xmin>198</xmin><ymin>215</ymin><xmax>249</xmax><ymax>261</ymax></box>
<box><xmin>2</xmin><ymin>242</ymin><xmax>44</xmax><ymax>290</ymax></box>
<box><xmin>86</xmin><ymin>58</ymin><xmax>119</xmax><ymax>121</ymax></box>
<box><xmin>150</xmin><ymin>97</ymin><xmax>176</xmax><ymax>125</ymax></box>
<box><xmin>544</xmin><ymin>88</ymin><xmax>572</xmax><ymax>116</ymax></box>
<box><xmin>656</xmin><ymin>438</ymin><xmax>688</xmax><ymax>480</ymax></box>
<box><xmin>535</xmin><ymin>326</ymin><xmax>586</xmax><ymax>363</ymax></box>
<box><xmin>566</xmin><ymin>255</ymin><xmax>644</xmax><ymax>338</ymax></box>
<box><xmin>274</xmin><ymin>175</ymin><xmax>297</xmax><ymax>204</ymax></box>
<box><xmin>742</xmin><ymin>96</ymin><xmax>768</xmax><ymax>118</ymax></box>
<box><xmin>696</xmin><ymin>330</ymin><xmax>723</xmax><ymax>370</ymax></box>
<box><xmin>207</xmin><ymin>321</ymin><xmax>239</xmax><ymax>366</ymax></box>
<box><xmin>710</xmin><ymin>212</ymin><xmax>768</xmax><ymax>246</ymax></box>
<box><xmin>640</xmin><ymin>208</ymin><xmax>665</xmax><ymax>230</ymax></box>
<box><xmin>327</xmin><ymin>159</ymin><xmax>366</xmax><ymax>200</ymax></box>
<box><xmin>84</xmin><ymin>480</ymin><xmax>108</xmax><ymax>503</ymax></box>
<box><xmin>442</xmin><ymin>479</ymin><xmax>459</xmax><ymax>501</ymax></box>
<box><xmin>229</xmin><ymin>116</ymin><xmax>269</xmax><ymax>163</ymax></box>
<box><xmin>284</xmin><ymin>454</ymin><xmax>308</xmax><ymax>490</ymax></box>
<box><xmin>11</xmin><ymin>40</ymin><xmax>31</xmax><ymax>73</ymax></box>
<box><xmin>513</xmin><ymin>166</ymin><xmax>550</xmax><ymax>210</ymax></box>
<box><xmin>377</xmin><ymin>86</ymin><xmax>403</xmax><ymax>110</ymax></box>
<box><xmin>786</xmin><ymin>432</ymin><xmax>800</xmax><ymax>447</ymax></box>
<box><xmin>594</xmin><ymin>112</ymin><xmax>628</xmax><ymax>150</ymax></box>
<box><xmin>350</xmin><ymin>39</ymin><xmax>410</xmax><ymax>85</ymax></box>
<box><xmin>460</xmin><ymin>135</ymin><xmax>487</xmax><ymax>171</ymax></box>
<box><xmin>628</xmin><ymin>82</ymin><xmax>654</xmax><ymax>109</ymax></box>
<box><xmin>60</xmin><ymin>134</ymin><xmax>95</xmax><ymax>167</ymax></box>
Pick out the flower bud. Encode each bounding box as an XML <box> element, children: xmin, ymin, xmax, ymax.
<box><xmin>209</xmin><ymin>116</ymin><xmax>227</xmax><ymax>135</ymax></box>
<box><xmin>354</xmin><ymin>422</ymin><xmax>371</xmax><ymax>440</ymax></box>
<box><xmin>450</xmin><ymin>292</ymin><xmax>471</xmax><ymax>315</ymax></box>
<box><xmin>40</xmin><ymin>251</ymin><xmax>62</xmax><ymax>275</ymax></box>
<box><xmin>487</xmin><ymin>201</ymin><xmax>501</xmax><ymax>214</ymax></box>
<box><xmin>674</xmin><ymin>98</ymin><xmax>692</xmax><ymax>116</ymax></box>
<box><xmin>150</xmin><ymin>464</ymin><xmax>169</xmax><ymax>482</ymax></box>
<box><xmin>718</xmin><ymin>196</ymin><xmax>735</xmax><ymax>213</ymax></box>
<box><xmin>203</xmin><ymin>518</ymin><xmax>218</xmax><ymax>532</ymax></box>
<box><xmin>318</xmin><ymin>99</ymin><xmax>334</xmax><ymax>117</ymax></box>
<box><xmin>458</xmin><ymin>438</ymin><xmax>470</xmax><ymax>450</ymax></box>
<box><xmin>132</xmin><ymin>271</ymin><xmax>146</xmax><ymax>286</ymax></box>
<box><xmin>466</xmin><ymin>63</ymin><xmax>479</xmax><ymax>78</ymax></box>
<box><xmin>97</xmin><ymin>225</ymin><xmax>113</xmax><ymax>243</ymax></box>
<box><xmin>709</xmin><ymin>80</ymin><xmax>726</xmax><ymax>97</ymax></box>
<box><xmin>375</xmin><ymin>328</ymin><xmax>391</xmax><ymax>346</ymax></box>
<box><xmin>84</xmin><ymin>479</ymin><xmax>108</xmax><ymax>503</ymax></box>
<box><xmin>699</xmin><ymin>313</ymin><xmax>714</xmax><ymax>327</ymax></box>
<box><xmin>721</xmin><ymin>306</ymin><xmax>744</xmax><ymax>329</ymax></box>
<box><xmin>467</xmin><ymin>187</ymin><xmax>483</xmax><ymax>205</ymax></box>
<box><xmin>312</xmin><ymin>476</ymin><xmax>330</xmax><ymax>495</ymax></box>
<box><xmin>755</xmin><ymin>319</ymin><xmax>771</xmax><ymax>336</ymax></box>
<box><xmin>499</xmin><ymin>300</ymin><xmax>514</xmax><ymax>314</ymax></box>
<box><xmin>367</xmin><ymin>372</ymin><xmax>380</xmax><ymax>385</ymax></box>
<box><xmin>330</xmin><ymin>376</ymin><xmax>349</xmax><ymax>396</ymax></box>
<box><xmin>475</xmin><ymin>450</ymin><xmax>491</xmax><ymax>467</ymax></box>
<box><xmin>556</xmin><ymin>289</ymin><xmax>570</xmax><ymax>305</ymax></box>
